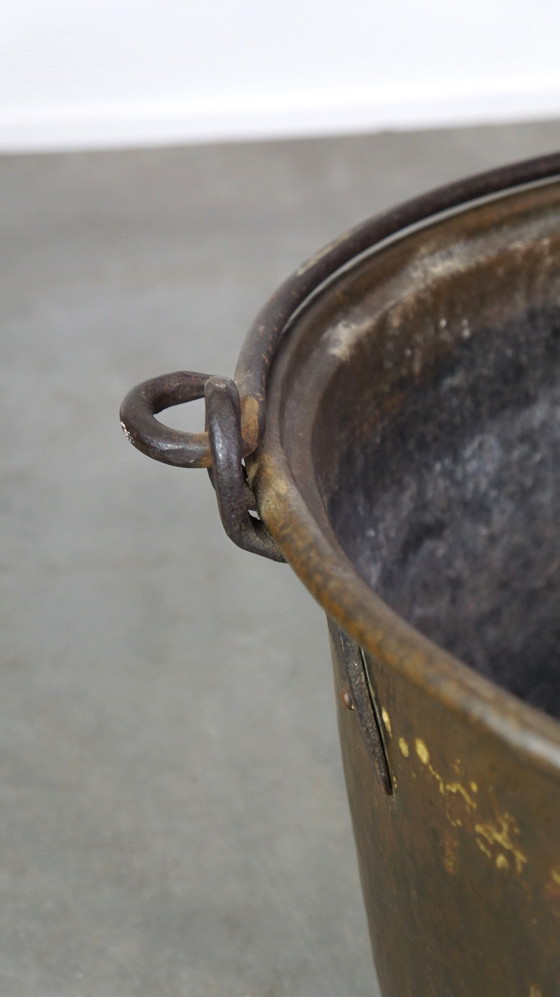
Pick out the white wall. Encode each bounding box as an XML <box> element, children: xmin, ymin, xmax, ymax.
<box><xmin>2</xmin><ymin>0</ymin><xmax>560</xmax><ymax>152</ymax></box>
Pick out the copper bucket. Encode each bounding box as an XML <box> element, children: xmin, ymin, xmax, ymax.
<box><xmin>121</xmin><ymin>154</ymin><xmax>560</xmax><ymax>996</ymax></box>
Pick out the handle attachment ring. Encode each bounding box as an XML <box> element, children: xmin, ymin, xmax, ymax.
<box><xmin>119</xmin><ymin>370</ymin><xmax>284</xmax><ymax>561</ymax></box>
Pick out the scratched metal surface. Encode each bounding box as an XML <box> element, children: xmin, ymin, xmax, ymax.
<box><xmin>3</xmin><ymin>121</ymin><xmax>560</xmax><ymax>996</ymax></box>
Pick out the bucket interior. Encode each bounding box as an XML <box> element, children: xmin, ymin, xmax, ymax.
<box><xmin>281</xmin><ymin>184</ymin><xmax>560</xmax><ymax>717</ymax></box>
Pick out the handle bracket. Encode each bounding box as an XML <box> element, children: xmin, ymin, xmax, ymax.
<box><xmin>120</xmin><ymin>371</ymin><xmax>284</xmax><ymax>561</ymax></box>
<box><xmin>330</xmin><ymin>620</ymin><xmax>393</xmax><ymax>795</ymax></box>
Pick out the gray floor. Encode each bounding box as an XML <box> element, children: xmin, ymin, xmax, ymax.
<box><xmin>3</xmin><ymin>120</ymin><xmax>560</xmax><ymax>997</ymax></box>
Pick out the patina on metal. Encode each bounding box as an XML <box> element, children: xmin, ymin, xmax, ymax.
<box><xmin>120</xmin><ymin>154</ymin><xmax>560</xmax><ymax>996</ymax></box>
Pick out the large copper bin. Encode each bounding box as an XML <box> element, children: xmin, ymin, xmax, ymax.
<box><xmin>121</xmin><ymin>155</ymin><xmax>560</xmax><ymax>996</ymax></box>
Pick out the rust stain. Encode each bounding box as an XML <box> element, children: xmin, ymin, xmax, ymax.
<box><xmin>474</xmin><ymin>814</ymin><xmax>528</xmax><ymax>875</ymax></box>
<box><xmin>476</xmin><ymin>839</ymin><xmax>493</xmax><ymax>860</ymax></box>
<box><xmin>240</xmin><ymin>395</ymin><xmax>260</xmax><ymax>452</ymax></box>
<box><xmin>415</xmin><ymin>738</ymin><xmax>430</xmax><ymax>764</ymax></box>
<box><xmin>445</xmin><ymin>781</ymin><xmax>477</xmax><ymax>810</ymax></box>
<box><xmin>381</xmin><ymin>707</ymin><xmax>392</xmax><ymax>736</ymax></box>
<box><xmin>442</xmin><ymin>834</ymin><xmax>459</xmax><ymax>875</ymax></box>
<box><xmin>410</xmin><ymin>736</ymin><xmax>528</xmax><ymax>877</ymax></box>
<box><xmin>414</xmin><ymin>738</ymin><xmax>477</xmax><ymax>811</ymax></box>
<box><xmin>448</xmin><ymin>814</ymin><xmax>463</xmax><ymax>829</ymax></box>
<box><xmin>398</xmin><ymin>737</ymin><xmax>409</xmax><ymax>757</ymax></box>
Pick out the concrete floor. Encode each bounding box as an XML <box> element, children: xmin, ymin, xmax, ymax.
<box><xmin>3</xmin><ymin>120</ymin><xmax>560</xmax><ymax>997</ymax></box>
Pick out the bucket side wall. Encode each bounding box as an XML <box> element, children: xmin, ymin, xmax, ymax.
<box><xmin>330</xmin><ymin>626</ymin><xmax>560</xmax><ymax>997</ymax></box>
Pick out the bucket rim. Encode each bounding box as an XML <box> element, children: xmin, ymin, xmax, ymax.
<box><xmin>244</xmin><ymin>153</ymin><xmax>560</xmax><ymax>773</ymax></box>
<box><xmin>234</xmin><ymin>151</ymin><xmax>560</xmax><ymax>454</ymax></box>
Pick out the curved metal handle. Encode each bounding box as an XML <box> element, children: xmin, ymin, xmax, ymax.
<box><xmin>121</xmin><ymin>155</ymin><xmax>560</xmax><ymax>561</ymax></box>
<box><xmin>120</xmin><ymin>370</ymin><xmax>284</xmax><ymax>561</ymax></box>
<box><xmin>121</xmin><ymin>155</ymin><xmax>560</xmax><ymax>472</ymax></box>
<box><xmin>120</xmin><ymin>370</ymin><xmax>214</xmax><ymax>468</ymax></box>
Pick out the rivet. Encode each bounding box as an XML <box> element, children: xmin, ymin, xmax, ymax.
<box><xmin>341</xmin><ymin>688</ymin><xmax>354</xmax><ymax>710</ymax></box>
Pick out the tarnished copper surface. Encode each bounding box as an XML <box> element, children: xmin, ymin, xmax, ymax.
<box><xmin>122</xmin><ymin>153</ymin><xmax>560</xmax><ymax>476</ymax></box>
<box><xmin>121</xmin><ymin>156</ymin><xmax>560</xmax><ymax>994</ymax></box>
<box><xmin>248</xmin><ymin>176</ymin><xmax>560</xmax><ymax>995</ymax></box>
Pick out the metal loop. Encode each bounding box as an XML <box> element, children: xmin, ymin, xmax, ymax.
<box><xmin>120</xmin><ymin>371</ymin><xmax>213</xmax><ymax>468</ymax></box>
<box><xmin>119</xmin><ymin>369</ymin><xmax>284</xmax><ymax>560</ymax></box>
<box><xmin>121</xmin><ymin>156</ymin><xmax>560</xmax><ymax>474</ymax></box>
<box><xmin>205</xmin><ymin>376</ymin><xmax>285</xmax><ymax>562</ymax></box>
<box><xmin>121</xmin><ymin>157</ymin><xmax>560</xmax><ymax>558</ymax></box>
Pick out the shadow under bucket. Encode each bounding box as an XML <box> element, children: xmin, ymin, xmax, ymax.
<box><xmin>121</xmin><ymin>155</ymin><xmax>560</xmax><ymax>997</ymax></box>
